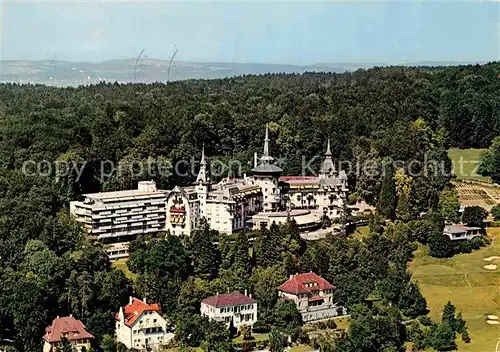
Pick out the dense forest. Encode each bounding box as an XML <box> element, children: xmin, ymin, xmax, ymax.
<box><xmin>0</xmin><ymin>62</ymin><xmax>498</xmax><ymax>351</ymax></box>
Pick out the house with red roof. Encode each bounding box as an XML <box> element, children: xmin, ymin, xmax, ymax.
<box><xmin>115</xmin><ymin>297</ymin><xmax>173</xmax><ymax>350</ymax></box>
<box><xmin>279</xmin><ymin>272</ymin><xmax>346</xmax><ymax>323</ymax></box>
<box><xmin>201</xmin><ymin>291</ymin><xmax>257</xmax><ymax>328</ymax></box>
<box><xmin>43</xmin><ymin>315</ymin><xmax>94</xmax><ymax>352</ymax></box>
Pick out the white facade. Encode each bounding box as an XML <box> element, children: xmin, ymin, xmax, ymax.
<box><xmin>70</xmin><ymin>181</ymin><xmax>167</xmax><ymax>259</ymax></box>
<box><xmin>115</xmin><ymin>297</ymin><xmax>173</xmax><ymax>351</ymax></box>
<box><xmin>200</xmin><ymin>292</ymin><xmax>258</xmax><ymax>329</ymax></box>
<box><xmin>443</xmin><ymin>225</ymin><xmax>482</xmax><ymax>241</ymax></box>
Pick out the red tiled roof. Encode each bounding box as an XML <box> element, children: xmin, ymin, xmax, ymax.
<box><xmin>115</xmin><ymin>297</ymin><xmax>162</xmax><ymax>327</ymax></box>
<box><xmin>43</xmin><ymin>316</ymin><xmax>94</xmax><ymax>344</ymax></box>
<box><xmin>279</xmin><ymin>176</ymin><xmax>319</xmax><ymax>182</ymax></box>
<box><xmin>279</xmin><ymin>272</ymin><xmax>335</xmax><ymax>295</ymax></box>
<box><xmin>201</xmin><ymin>292</ymin><xmax>256</xmax><ymax>308</ymax></box>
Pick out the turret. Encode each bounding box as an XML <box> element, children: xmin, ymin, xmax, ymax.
<box><xmin>196</xmin><ymin>143</ymin><xmax>208</xmax><ymax>184</ymax></box>
<box><xmin>319</xmin><ymin>138</ymin><xmax>336</xmax><ymax>178</ymax></box>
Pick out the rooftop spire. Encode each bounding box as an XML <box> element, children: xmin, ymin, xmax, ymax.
<box><xmin>263</xmin><ymin>124</ymin><xmax>270</xmax><ymax>157</ymax></box>
<box><xmin>325</xmin><ymin>138</ymin><xmax>332</xmax><ymax>156</ymax></box>
<box><xmin>200</xmin><ymin>142</ymin><xmax>206</xmax><ymax>165</ymax></box>
<box><xmin>320</xmin><ymin>138</ymin><xmax>336</xmax><ymax>177</ymax></box>
<box><xmin>196</xmin><ymin>144</ymin><xmax>207</xmax><ymax>184</ymax></box>
<box><xmin>260</xmin><ymin>124</ymin><xmax>274</xmax><ymax>163</ymax></box>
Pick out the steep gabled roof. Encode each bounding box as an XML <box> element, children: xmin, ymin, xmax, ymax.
<box><xmin>116</xmin><ymin>297</ymin><xmax>162</xmax><ymax>327</ymax></box>
<box><xmin>279</xmin><ymin>272</ymin><xmax>335</xmax><ymax>295</ymax></box>
<box><xmin>43</xmin><ymin>316</ymin><xmax>94</xmax><ymax>343</ymax></box>
<box><xmin>201</xmin><ymin>292</ymin><xmax>256</xmax><ymax>308</ymax></box>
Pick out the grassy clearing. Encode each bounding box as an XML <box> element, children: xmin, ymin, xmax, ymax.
<box><xmin>448</xmin><ymin>148</ymin><xmax>488</xmax><ymax>182</ymax></box>
<box><xmin>232</xmin><ymin>332</ymin><xmax>269</xmax><ymax>344</ymax></box>
<box><xmin>353</xmin><ymin>225</ymin><xmax>371</xmax><ymax>241</ymax></box>
<box><xmin>409</xmin><ymin>228</ymin><xmax>500</xmax><ymax>352</ymax></box>
<box><xmin>111</xmin><ymin>258</ymin><xmax>137</xmax><ymax>281</ymax></box>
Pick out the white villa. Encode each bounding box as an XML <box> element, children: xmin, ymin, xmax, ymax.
<box><xmin>200</xmin><ymin>292</ymin><xmax>258</xmax><ymax>329</ymax></box>
<box><xmin>115</xmin><ymin>297</ymin><xmax>173</xmax><ymax>350</ymax></box>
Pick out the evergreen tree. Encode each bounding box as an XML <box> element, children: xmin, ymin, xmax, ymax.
<box><xmin>438</xmin><ymin>188</ymin><xmax>461</xmax><ymax>224</ymax></box>
<box><xmin>189</xmin><ymin>219</ymin><xmax>221</xmax><ymax>279</ymax></box>
<box><xmin>462</xmin><ymin>206</ymin><xmax>488</xmax><ymax>227</ymax></box>
<box><xmin>269</xmin><ymin>328</ymin><xmax>287</xmax><ymax>352</ymax></box>
<box><xmin>377</xmin><ymin>161</ymin><xmax>397</xmax><ymax>220</ymax></box>
<box><xmin>491</xmin><ymin>204</ymin><xmax>500</xmax><ymax>221</ymax></box>
<box><xmin>442</xmin><ymin>301</ymin><xmax>457</xmax><ymax>330</ymax></box>
<box><xmin>233</xmin><ymin>232</ymin><xmax>251</xmax><ymax>275</ymax></box>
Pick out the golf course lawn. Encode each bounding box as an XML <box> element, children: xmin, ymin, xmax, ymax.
<box><xmin>409</xmin><ymin>228</ymin><xmax>500</xmax><ymax>351</ymax></box>
<box><xmin>447</xmin><ymin>148</ymin><xmax>488</xmax><ymax>182</ymax></box>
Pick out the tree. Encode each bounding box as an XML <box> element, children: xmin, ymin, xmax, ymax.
<box><xmin>272</xmin><ymin>300</ymin><xmax>302</xmax><ymax>334</ymax></box>
<box><xmin>377</xmin><ymin>161</ymin><xmax>396</xmax><ymax>220</ymax></box>
<box><xmin>249</xmin><ymin>266</ymin><xmax>286</xmax><ymax>310</ymax></box>
<box><xmin>491</xmin><ymin>204</ymin><xmax>500</xmax><ymax>221</ymax></box>
<box><xmin>395</xmin><ymin>168</ymin><xmax>414</xmax><ymax>221</ymax></box>
<box><xmin>439</xmin><ymin>188</ymin><xmax>461</xmax><ymax>224</ymax></box>
<box><xmin>188</xmin><ymin>220</ymin><xmax>221</xmax><ymax>279</ymax></box>
<box><xmin>428</xmin><ymin>230</ymin><xmax>455</xmax><ymax>258</ymax></box>
<box><xmin>421</xmin><ymin>323</ymin><xmax>456</xmax><ymax>351</ymax></box>
<box><xmin>462</xmin><ymin>206</ymin><xmax>488</xmax><ymax>227</ymax></box>
<box><xmin>478</xmin><ymin>136</ymin><xmax>500</xmax><ymax>183</ymax></box>
<box><xmin>441</xmin><ymin>301</ymin><xmax>457</xmax><ymax>330</ymax></box>
<box><xmin>269</xmin><ymin>328</ymin><xmax>287</xmax><ymax>352</ymax></box>
<box><xmin>201</xmin><ymin>320</ymin><xmax>233</xmax><ymax>352</ymax></box>
<box><xmin>56</xmin><ymin>336</ymin><xmax>75</xmax><ymax>352</ymax></box>
<box><xmin>461</xmin><ymin>327</ymin><xmax>471</xmax><ymax>343</ymax></box>
<box><xmin>101</xmin><ymin>334</ymin><xmax>117</xmax><ymax>352</ymax></box>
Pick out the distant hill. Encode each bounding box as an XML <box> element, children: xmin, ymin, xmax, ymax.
<box><xmin>0</xmin><ymin>59</ymin><xmax>490</xmax><ymax>87</ymax></box>
<box><xmin>0</xmin><ymin>59</ymin><xmax>346</xmax><ymax>87</ymax></box>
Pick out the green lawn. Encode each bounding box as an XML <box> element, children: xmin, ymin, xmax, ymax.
<box><xmin>111</xmin><ymin>258</ymin><xmax>137</xmax><ymax>281</ymax></box>
<box><xmin>409</xmin><ymin>228</ymin><xmax>500</xmax><ymax>352</ymax></box>
<box><xmin>232</xmin><ymin>332</ymin><xmax>269</xmax><ymax>344</ymax></box>
<box><xmin>448</xmin><ymin>148</ymin><xmax>488</xmax><ymax>181</ymax></box>
<box><xmin>353</xmin><ymin>225</ymin><xmax>371</xmax><ymax>241</ymax></box>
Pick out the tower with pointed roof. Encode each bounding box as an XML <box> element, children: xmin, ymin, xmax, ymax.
<box><xmin>196</xmin><ymin>143</ymin><xmax>208</xmax><ymax>184</ymax></box>
<box><xmin>251</xmin><ymin>124</ymin><xmax>283</xmax><ymax>212</ymax></box>
<box><xmin>319</xmin><ymin>138</ymin><xmax>337</xmax><ymax>179</ymax></box>
<box><xmin>195</xmin><ymin>144</ymin><xmax>209</xmax><ymax>223</ymax></box>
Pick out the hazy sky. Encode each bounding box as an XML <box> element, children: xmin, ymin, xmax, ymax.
<box><xmin>1</xmin><ymin>0</ymin><xmax>499</xmax><ymax>64</ymax></box>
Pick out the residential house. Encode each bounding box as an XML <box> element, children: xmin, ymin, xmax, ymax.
<box><xmin>43</xmin><ymin>315</ymin><xmax>94</xmax><ymax>352</ymax></box>
<box><xmin>201</xmin><ymin>291</ymin><xmax>257</xmax><ymax>329</ymax></box>
<box><xmin>115</xmin><ymin>297</ymin><xmax>173</xmax><ymax>350</ymax></box>
<box><xmin>278</xmin><ymin>272</ymin><xmax>346</xmax><ymax>323</ymax></box>
<box><xmin>443</xmin><ymin>224</ymin><xmax>482</xmax><ymax>241</ymax></box>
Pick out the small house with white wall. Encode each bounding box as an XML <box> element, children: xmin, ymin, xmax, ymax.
<box><xmin>201</xmin><ymin>291</ymin><xmax>257</xmax><ymax>329</ymax></box>
<box><xmin>115</xmin><ymin>297</ymin><xmax>173</xmax><ymax>350</ymax></box>
<box><xmin>443</xmin><ymin>225</ymin><xmax>482</xmax><ymax>241</ymax></box>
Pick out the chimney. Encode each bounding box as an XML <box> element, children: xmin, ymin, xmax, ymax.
<box><xmin>143</xmin><ymin>297</ymin><xmax>147</xmax><ymax>304</ymax></box>
<box><xmin>69</xmin><ymin>314</ymin><xmax>73</xmax><ymax>318</ymax></box>
<box><xmin>289</xmin><ymin>274</ymin><xmax>293</xmax><ymax>280</ymax></box>
<box><xmin>254</xmin><ymin>152</ymin><xmax>258</xmax><ymax>168</ymax></box>
<box><xmin>129</xmin><ymin>296</ymin><xmax>133</xmax><ymax>305</ymax></box>
<box><xmin>244</xmin><ymin>289</ymin><xmax>248</xmax><ymax>296</ymax></box>
<box><xmin>249</xmin><ymin>293</ymin><xmax>252</xmax><ymax>299</ymax></box>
